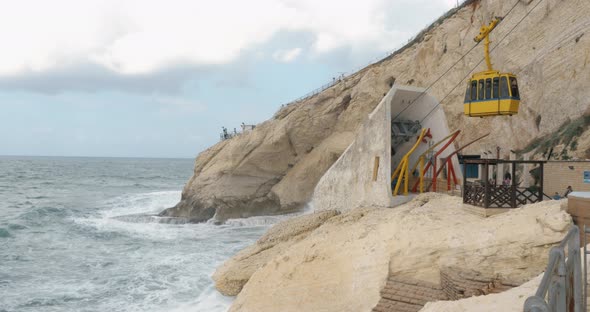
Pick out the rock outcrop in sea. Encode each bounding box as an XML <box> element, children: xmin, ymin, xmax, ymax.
<box><xmin>162</xmin><ymin>0</ymin><xmax>590</xmax><ymax>222</ymax></box>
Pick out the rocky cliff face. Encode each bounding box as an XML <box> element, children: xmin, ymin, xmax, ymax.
<box><xmin>160</xmin><ymin>69</ymin><xmax>390</xmax><ymax>221</ymax></box>
<box><xmin>162</xmin><ymin>0</ymin><xmax>590</xmax><ymax>221</ymax></box>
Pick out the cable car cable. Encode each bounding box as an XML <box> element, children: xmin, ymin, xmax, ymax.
<box><xmin>419</xmin><ymin>0</ymin><xmax>546</xmax><ymax>123</ymax></box>
<box><xmin>391</xmin><ymin>0</ymin><xmax>531</xmax><ymax>123</ymax></box>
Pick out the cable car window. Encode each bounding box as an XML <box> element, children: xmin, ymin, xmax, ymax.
<box><xmin>471</xmin><ymin>81</ymin><xmax>477</xmax><ymax>100</ymax></box>
<box><xmin>500</xmin><ymin>76</ymin><xmax>509</xmax><ymax>98</ymax></box>
<box><xmin>509</xmin><ymin>77</ymin><xmax>519</xmax><ymax>98</ymax></box>
<box><xmin>485</xmin><ymin>79</ymin><xmax>492</xmax><ymax>99</ymax></box>
<box><xmin>492</xmin><ymin>77</ymin><xmax>499</xmax><ymax>98</ymax></box>
<box><xmin>464</xmin><ymin>84</ymin><xmax>471</xmax><ymax>102</ymax></box>
<box><xmin>478</xmin><ymin>80</ymin><xmax>484</xmax><ymax>100</ymax></box>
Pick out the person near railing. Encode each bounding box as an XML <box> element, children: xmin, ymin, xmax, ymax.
<box><xmin>503</xmin><ymin>172</ymin><xmax>512</xmax><ymax>186</ymax></box>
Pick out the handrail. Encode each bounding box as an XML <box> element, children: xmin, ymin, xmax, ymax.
<box><xmin>584</xmin><ymin>226</ymin><xmax>589</xmax><ymax>310</ymax></box>
<box><xmin>391</xmin><ymin>128</ymin><xmax>428</xmax><ymax>196</ymax></box>
<box><xmin>523</xmin><ymin>225</ymin><xmax>583</xmax><ymax>312</ymax></box>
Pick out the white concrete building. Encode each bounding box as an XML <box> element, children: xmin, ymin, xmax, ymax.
<box><xmin>313</xmin><ymin>85</ymin><xmax>462</xmax><ymax>212</ymax></box>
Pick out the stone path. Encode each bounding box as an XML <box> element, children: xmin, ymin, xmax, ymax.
<box><xmin>372</xmin><ymin>277</ymin><xmax>446</xmax><ymax>312</ymax></box>
<box><xmin>373</xmin><ymin>267</ymin><xmax>520</xmax><ymax>312</ymax></box>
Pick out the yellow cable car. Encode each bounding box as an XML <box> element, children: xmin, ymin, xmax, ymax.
<box><xmin>464</xmin><ymin>18</ymin><xmax>520</xmax><ymax>117</ymax></box>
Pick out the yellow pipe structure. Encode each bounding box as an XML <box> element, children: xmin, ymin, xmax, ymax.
<box><xmin>474</xmin><ymin>18</ymin><xmax>501</xmax><ymax>72</ymax></box>
<box><xmin>391</xmin><ymin>128</ymin><xmax>428</xmax><ymax>196</ymax></box>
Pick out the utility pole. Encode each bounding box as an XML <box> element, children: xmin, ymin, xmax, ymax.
<box><xmin>496</xmin><ymin>146</ymin><xmax>501</xmax><ymax>185</ymax></box>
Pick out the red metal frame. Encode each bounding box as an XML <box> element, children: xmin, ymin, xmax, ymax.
<box><xmin>411</xmin><ymin>130</ymin><xmax>460</xmax><ymax>192</ymax></box>
<box><xmin>428</xmin><ymin>133</ymin><xmax>491</xmax><ymax>191</ymax></box>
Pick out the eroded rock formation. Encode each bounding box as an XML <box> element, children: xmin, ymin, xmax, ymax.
<box><xmin>219</xmin><ymin>194</ymin><xmax>571</xmax><ymax>312</ymax></box>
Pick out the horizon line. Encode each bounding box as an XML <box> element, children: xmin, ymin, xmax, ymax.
<box><xmin>0</xmin><ymin>154</ymin><xmax>194</xmax><ymax>160</ymax></box>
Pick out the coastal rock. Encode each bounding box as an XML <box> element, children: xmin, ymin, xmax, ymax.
<box><xmin>212</xmin><ymin>210</ymin><xmax>339</xmax><ymax>296</ymax></box>
<box><xmin>226</xmin><ymin>194</ymin><xmax>571</xmax><ymax>312</ymax></box>
<box><xmin>164</xmin><ymin>0</ymin><xmax>590</xmax><ymax>220</ymax></box>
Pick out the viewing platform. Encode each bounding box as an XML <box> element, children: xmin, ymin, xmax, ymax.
<box><xmin>462</xmin><ymin>159</ymin><xmax>547</xmax><ymax>209</ymax></box>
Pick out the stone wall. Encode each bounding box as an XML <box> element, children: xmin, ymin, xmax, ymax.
<box><xmin>440</xmin><ymin>267</ymin><xmax>519</xmax><ymax>301</ymax></box>
<box><xmin>373</xmin><ymin>277</ymin><xmax>446</xmax><ymax>312</ymax></box>
<box><xmin>543</xmin><ymin>161</ymin><xmax>590</xmax><ymax>196</ymax></box>
<box><xmin>311</xmin><ymin>87</ymin><xmax>397</xmax><ymax>212</ymax></box>
<box><xmin>372</xmin><ymin>267</ymin><xmax>520</xmax><ymax>312</ymax></box>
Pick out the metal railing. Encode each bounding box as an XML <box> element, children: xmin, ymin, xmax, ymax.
<box><xmin>523</xmin><ymin>225</ymin><xmax>583</xmax><ymax>312</ymax></box>
<box><xmin>584</xmin><ymin>226</ymin><xmax>589</xmax><ymax>311</ymax></box>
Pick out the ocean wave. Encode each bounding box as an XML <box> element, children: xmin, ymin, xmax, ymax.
<box><xmin>169</xmin><ymin>286</ymin><xmax>233</xmax><ymax>312</ymax></box>
<box><xmin>110</xmin><ymin>214</ymin><xmax>191</xmax><ymax>224</ymax></box>
<box><xmin>0</xmin><ymin>228</ymin><xmax>11</xmax><ymax>238</ymax></box>
<box><xmin>7</xmin><ymin>223</ymin><xmax>27</xmax><ymax>230</ymax></box>
<box><xmin>17</xmin><ymin>206</ymin><xmax>69</xmax><ymax>222</ymax></box>
<box><xmin>221</xmin><ymin>212</ymin><xmax>302</xmax><ymax>227</ymax></box>
<box><xmin>68</xmin><ymin>190</ymin><xmax>187</xmax><ymax>241</ymax></box>
<box><xmin>100</xmin><ymin>191</ymin><xmax>182</xmax><ymax>218</ymax></box>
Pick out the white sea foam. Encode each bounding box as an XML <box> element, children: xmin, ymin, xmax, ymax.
<box><xmin>70</xmin><ymin>190</ymin><xmax>303</xmax><ymax>312</ymax></box>
<box><xmin>169</xmin><ymin>286</ymin><xmax>234</xmax><ymax>312</ymax></box>
<box><xmin>221</xmin><ymin>213</ymin><xmax>299</xmax><ymax>227</ymax></box>
<box><xmin>101</xmin><ymin>190</ymin><xmax>182</xmax><ymax>217</ymax></box>
<box><xmin>63</xmin><ymin>189</ymin><xmax>321</xmax><ymax>312</ymax></box>
<box><xmin>71</xmin><ymin>190</ymin><xmax>201</xmax><ymax>241</ymax></box>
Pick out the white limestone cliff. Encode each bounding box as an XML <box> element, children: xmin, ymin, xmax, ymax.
<box><xmin>218</xmin><ymin>194</ymin><xmax>571</xmax><ymax>312</ymax></box>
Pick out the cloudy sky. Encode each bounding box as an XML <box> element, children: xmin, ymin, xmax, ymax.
<box><xmin>0</xmin><ymin>0</ymin><xmax>456</xmax><ymax>158</ymax></box>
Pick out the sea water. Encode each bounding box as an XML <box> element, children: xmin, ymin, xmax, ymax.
<box><xmin>0</xmin><ymin>156</ymin><xmax>286</xmax><ymax>312</ymax></box>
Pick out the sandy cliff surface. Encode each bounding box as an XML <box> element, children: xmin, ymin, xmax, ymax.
<box><xmin>163</xmin><ymin>0</ymin><xmax>590</xmax><ymax>221</ymax></box>
<box><xmin>218</xmin><ymin>194</ymin><xmax>570</xmax><ymax>312</ymax></box>
<box><xmin>212</xmin><ymin>210</ymin><xmax>339</xmax><ymax>296</ymax></box>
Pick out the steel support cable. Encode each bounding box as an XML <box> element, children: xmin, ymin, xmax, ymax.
<box><xmin>391</xmin><ymin>0</ymin><xmax>525</xmax><ymax>123</ymax></box>
<box><xmin>420</xmin><ymin>0</ymin><xmax>547</xmax><ymax>123</ymax></box>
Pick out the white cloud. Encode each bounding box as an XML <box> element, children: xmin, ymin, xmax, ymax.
<box><xmin>273</xmin><ymin>48</ymin><xmax>302</xmax><ymax>63</ymax></box>
<box><xmin>0</xmin><ymin>0</ymin><xmax>454</xmax><ymax>77</ymax></box>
